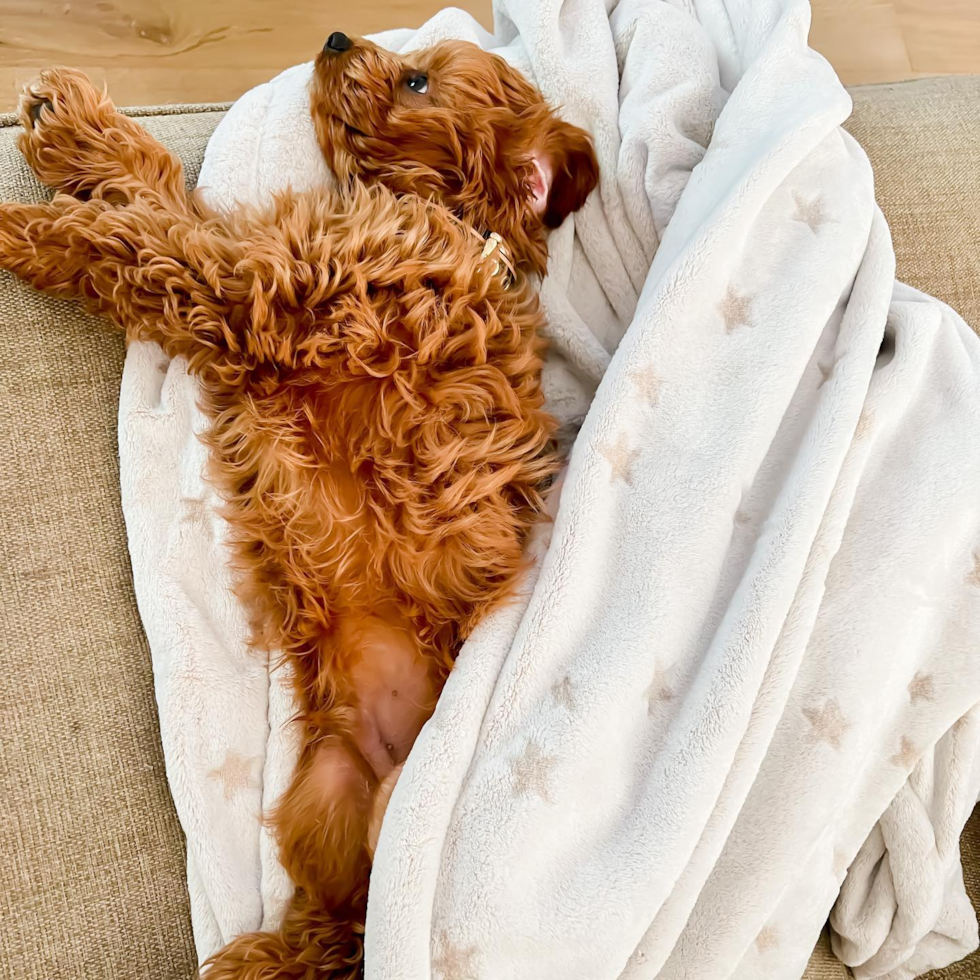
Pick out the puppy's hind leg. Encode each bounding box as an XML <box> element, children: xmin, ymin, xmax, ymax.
<box><xmin>201</xmin><ymin>738</ymin><xmax>372</xmax><ymax>980</ymax></box>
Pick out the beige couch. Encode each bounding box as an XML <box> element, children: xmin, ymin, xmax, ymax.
<box><xmin>1</xmin><ymin>77</ymin><xmax>978</xmax><ymax>980</ymax></box>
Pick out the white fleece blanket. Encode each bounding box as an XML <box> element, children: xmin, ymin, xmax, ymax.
<box><xmin>118</xmin><ymin>1</ymin><xmax>980</xmax><ymax>977</ymax></box>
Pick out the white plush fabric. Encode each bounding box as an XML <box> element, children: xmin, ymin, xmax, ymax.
<box><xmin>118</xmin><ymin>0</ymin><xmax>980</xmax><ymax>977</ymax></box>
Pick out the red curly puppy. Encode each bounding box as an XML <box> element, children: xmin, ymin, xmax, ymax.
<box><xmin>0</xmin><ymin>32</ymin><xmax>597</xmax><ymax>979</ymax></box>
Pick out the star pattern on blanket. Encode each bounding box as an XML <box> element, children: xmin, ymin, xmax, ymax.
<box><xmin>854</xmin><ymin>408</ymin><xmax>875</xmax><ymax>443</ymax></box>
<box><xmin>966</xmin><ymin>551</ymin><xmax>980</xmax><ymax>588</ymax></box>
<box><xmin>552</xmin><ymin>675</ymin><xmax>576</xmax><ymax>711</ymax></box>
<box><xmin>645</xmin><ymin>667</ymin><xmax>676</xmax><ymax>715</ymax></box>
<box><xmin>734</xmin><ymin>490</ymin><xmax>753</xmax><ymax>528</ymax></box>
<box><xmin>802</xmin><ymin>699</ymin><xmax>851</xmax><ymax>750</ymax></box>
<box><xmin>718</xmin><ymin>285</ymin><xmax>753</xmax><ymax>333</ymax></box>
<box><xmin>755</xmin><ymin>926</ymin><xmax>779</xmax><ymax>953</ymax></box>
<box><xmin>629</xmin><ymin>363</ymin><xmax>663</xmax><ymax>406</ymax></box>
<box><xmin>734</xmin><ymin>507</ymin><xmax>752</xmax><ymax>527</ymax></box>
<box><xmin>207</xmin><ymin>750</ymin><xmax>261</xmax><ymax>802</ymax></box>
<box><xmin>182</xmin><ymin>494</ymin><xmax>212</xmax><ymax>526</ymax></box>
<box><xmin>793</xmin><ymin>192</ymin><xmax>832</xmax><ymax>233</ymax></box>
<box><xmin>908</xmin><ymin>672</ymin><xmax>936</xmax><ymax>705</ymax></box>
<box><xmin>510</xmin><ymin>740</ymin><xmax>558</xmax><ymax>803</ymax></box>
<box><xmin>890</xmin><ymin>735</ymin><xmax>919</xmax><ymax>770</ymax></box>
<box><xmin>599</xmin><ymin>432</ymin><xmax>641</xmax><ymax>485</ymax></box>
<box><xmin>432</xmin><ymin>931</ymin><xmax>479</xmax><ymax>980</ymax></box>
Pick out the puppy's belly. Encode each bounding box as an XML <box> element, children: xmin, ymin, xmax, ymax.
<box><xmin>341</xmin><ymin>611</ymin><xmax>438</xmax><ymax>779</ymax></box>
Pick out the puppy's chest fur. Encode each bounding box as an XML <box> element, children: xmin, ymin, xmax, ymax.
<box><xmin>198</xmin><ymin>186</ymin><xmax>558</xmax><ymax>650</ymax></box>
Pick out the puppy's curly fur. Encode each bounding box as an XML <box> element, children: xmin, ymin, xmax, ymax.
<box><xmin>0</xmin><ymin>35</ymin><xmax>597</xmax><ymax>979</ymax></box>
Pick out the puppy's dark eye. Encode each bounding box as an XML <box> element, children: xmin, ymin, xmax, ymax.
<box><xmin>405</xmin><ymin>73</ymin><xmax>429</xmax><ymax>95</ymax></box>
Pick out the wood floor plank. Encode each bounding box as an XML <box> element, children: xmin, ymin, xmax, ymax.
<box><xmin>0</xmin><ymin>0</ymin><xmax>492</xmax><ymax>109</ymax></box>
<box><xmin>809</xmin><ymin>0</ymin><xmax>914</xmax><ymax>84</ymax></box>
<box><xmin>894</xmin><ymin>0</ymin><xmax>980</xmax><ymax>75</ymax></box>
<box><xmin>2</xmin><ymin>0</ymin><xmax>980</xmax><ymax>111</ymax></box>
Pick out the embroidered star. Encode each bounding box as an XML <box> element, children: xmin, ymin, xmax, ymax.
<box><xmin>854</xmin><ymin>408</ymin><xmax>874</xmax><ymax>442</ymax></box>
<box><xmin>644</xmin><ymin>667</ymin><xmax>676</xmax><ymax>716</ymax></box>
<box><xmin>908</xmin><ymin>672</ymin><xmax>935</xmax><ymax>705</ymax></box>
<box><xmin>966</xmin><ymin>551</ymin><xmax>980</xmax><ymax>588</ymax></box>
<box><xmin>510</xmin><ymin>740</ymin><xmax>557</xmax><ymax>803</ymax></box>
<box><xmin>599</xmin><ymin>432</ymin><xmax>641</xmax><ymax>485</ymax></box>
<box><xmin>793</xmin><ymin>192</ymin><xmax>831</xmax><ymax>233</ymax></box>
<box><xmin>629</xmin><ymin>363</ymin><xmax>663</xmax><ymax>407</ymax></box>
<box><xmin>552</xmin><ymin>675</ymin><xmax>576</xmax><ymax>711</ymax></box>
<box><xmin>802</xmin><ymin>699</ymin><xmax>851</xmax><ymax>750</ymax></box>
<box><xmin>432</xmin><ymin>931</ymin><xmax>479</xmax><ymax>980</ymax></box>
<box><xmin>207</xmin><ymin>751</ymin><xmax>261</xmax><ymax>802</ymax></box>
<box><xmin>718</xmin><ymin>285</ymin><xmax>753</xmax><ymax>333</ymax></box>
<box><xmin>755</xmin><ymin>926</ymin><xmax>779</xmax><ymax>952</ymax></box>
<box><xmin>734</xmin><ymin>490</ymin><xmax>753</xmax><ymax>527</ymax></box>
<box><xmin>891</xmin><ymin>735</ymin><xmax>918</xmax><ymax>770</ymax></box>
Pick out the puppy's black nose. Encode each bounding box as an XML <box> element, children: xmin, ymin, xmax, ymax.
<box><xmin>324</xmin><ymin>32</ymin><xmax>352</xmax><ymax>54</ymax></box>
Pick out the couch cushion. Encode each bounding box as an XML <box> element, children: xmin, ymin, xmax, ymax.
<box><xmin>0</xmin><ymin>105</ymin><xmax>223</xmax><ymax>980</ymax></box>
<box><xmin>846</xmin><ymin>75</ymin><xmax>980</xmax><ymax>333</ymax></box>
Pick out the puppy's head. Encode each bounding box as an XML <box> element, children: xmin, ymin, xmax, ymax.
<box><xmin>311</xmin><ymin>33</ymin><xmax>598</xmax><ymax>277</ymax></box>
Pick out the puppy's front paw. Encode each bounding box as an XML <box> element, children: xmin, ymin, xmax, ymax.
<box><xmin>18</xmin><ymin>68</ymin><xmax>120</xmax><ymax>194</ymax></box>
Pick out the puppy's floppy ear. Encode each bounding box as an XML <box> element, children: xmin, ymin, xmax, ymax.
<box><xmin>530</xmin><ymin>118</ymin><xmax>599</xmax><ymax>229</ymax></box>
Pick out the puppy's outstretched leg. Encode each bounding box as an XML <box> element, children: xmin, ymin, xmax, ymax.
<box><xmin>18</xmin><ymin>67</ymin><xmax>190</xmax><ymax>209</ymax></box>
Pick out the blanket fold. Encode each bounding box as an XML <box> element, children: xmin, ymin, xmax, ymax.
<box><xmin>118</xmin><ymin>1</ymin><xmax>980</xmax><ymax>977</ymax></box>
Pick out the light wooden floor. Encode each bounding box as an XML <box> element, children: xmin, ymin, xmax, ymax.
<box><xmin>0</xmin><ymin>0</ymin><xmax>978</xmax><ymax>111</ymax></box>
